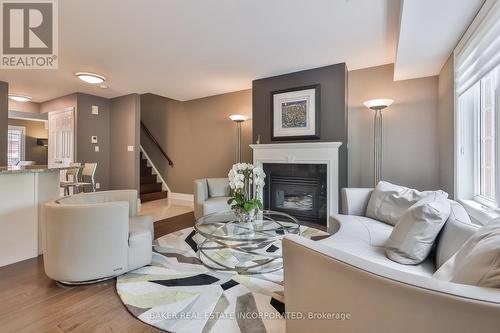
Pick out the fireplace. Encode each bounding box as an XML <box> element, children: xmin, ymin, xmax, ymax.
<box><xmin>251</xmin><ymin>142</ymin><xmax>342</xmax><ymax>230</ymax></box>
<box><xmin>263</xmin><ymin>163</ymin><xmax>327</xmax><ymax>226</ymax></box>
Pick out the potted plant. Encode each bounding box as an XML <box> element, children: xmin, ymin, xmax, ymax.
<box><xmin>227</xmin><ymin>163</ymin><xmax>266</xmax><ymax>223</ymax></box>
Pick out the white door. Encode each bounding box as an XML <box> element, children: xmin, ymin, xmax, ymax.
<box><xmin>48</xmin><ymin>108</ymin><xmax>75</xmax><ymax>168</ymax></box>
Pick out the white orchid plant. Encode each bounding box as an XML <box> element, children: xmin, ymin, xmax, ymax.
<box><xmin>227</xmin><ymin>163</ymin><xmax>266</xmax><ymax>214</ymax></box>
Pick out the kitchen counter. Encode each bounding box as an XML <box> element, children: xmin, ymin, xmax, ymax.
<box><xmin>0</xmin><ymin>168</ymin><xmax>63</xmax><ymax>267</ymax></box>
<box><xmin>0</xmin><ymin>165</ymin><xmax>76</xmax><ymax>174</ymax></box>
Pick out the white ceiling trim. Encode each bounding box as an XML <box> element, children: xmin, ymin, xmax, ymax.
<box><xmin>394</xmin><ymin>0</ymin><xmax>485</xmax><ymax>81</ymax></box>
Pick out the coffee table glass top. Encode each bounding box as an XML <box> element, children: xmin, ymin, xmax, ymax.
<box><xmin>194</xmin><ymin>210</ymin><xmax>301</xmax><ymax>274</ymax></box>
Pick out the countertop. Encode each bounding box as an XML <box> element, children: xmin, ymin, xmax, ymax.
<box><xmin>0</xmin><ymin>165</ymin><xmax>78</xmax><ymax>175</ymax></box>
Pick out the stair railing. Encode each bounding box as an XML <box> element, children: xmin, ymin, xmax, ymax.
<box><xmin>140</xmin><ymin>122</ymin><xmax>174</xmax><ymax>167</ymax></box>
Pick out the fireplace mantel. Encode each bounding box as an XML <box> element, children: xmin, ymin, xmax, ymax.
<box><xmin>250</xmin><ymin>142</ymin><xmax>342</xmax><ymax>226</ymax></box>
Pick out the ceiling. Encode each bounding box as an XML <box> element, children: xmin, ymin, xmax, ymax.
<box><xmin>0</xmin><ymin>0</ymin><xmax>484</xmax><ymax>103</ymax></box>
<box><xmin>395</xmin><ymin>0</ymin><xmax>485</xmax><ymax>81</ymax></box>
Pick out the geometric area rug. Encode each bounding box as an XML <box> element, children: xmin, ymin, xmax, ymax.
<box><xmin>116</xmin><ymin>226</ymin><xmax>328</xmax><ymax>333</ymax></box>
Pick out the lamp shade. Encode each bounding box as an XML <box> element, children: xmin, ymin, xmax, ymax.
<box><xmin>363</xmin><ymin>99</ymin><xmax>394</xmax><ymax>110</ymax></box>
<box><xmin>229</xmin><ymin>114</ymin><xmax>249</xmax><ymax>122</ymax></box>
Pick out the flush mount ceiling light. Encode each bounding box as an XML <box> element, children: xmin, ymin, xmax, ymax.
<box><xmin>76</xmin><ymin>72</ymin><xmax>106</xmax><ymax>84</ymax></box>
<box><xmin>363</xmin><ymin>99</ymin><xmax>394</xmax><ymax>110</ymax></box>
<box><xmin>229</xmin><ymin>114</ymin><xmax>249</xmax><ymax>122</ymax></box>
<box><xmin>8</xmin><ymin>94</ymin><xmax>32</xmax><ymax>102</ymax></box>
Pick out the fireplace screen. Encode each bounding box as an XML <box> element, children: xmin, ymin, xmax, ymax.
<box><xmin>263</xmin><ymin>164</ymin><xmax>327</xmax><ymax>226</ymax></box>
<box><xmin>275</xmin><ymin>191</ymin><xmax>313</xmax><ymax>211</ymax></box>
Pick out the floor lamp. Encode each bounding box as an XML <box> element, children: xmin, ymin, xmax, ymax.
<box><xmin>229</xmin><ymin>114</ymin><xmax>249</xmax><ymax>163</ymax></box>
<box><xmin>363</xmin><ymin>99</ymin><xmax>394</xmax><ymax>186</ymax></box>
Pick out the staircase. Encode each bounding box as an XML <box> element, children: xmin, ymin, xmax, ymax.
<box><xmin>140</xmin><ymin>152</ymin><xmax>168</xmax><ymax>202</ymax></box>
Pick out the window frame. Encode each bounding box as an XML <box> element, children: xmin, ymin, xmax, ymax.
<box><xmin>473</xmin><ymin>70</ymin><xmax>497</xmax><ymax>208</ymax></box>
<box><xmin>7</xmin><ymin>125</ymin><xmax>26</xmax><ymax>166</ymax></box>
<box><xmin>454</xmin><ymin>0</ymin><xmax>500</xmax><ymax>225</ymax></box>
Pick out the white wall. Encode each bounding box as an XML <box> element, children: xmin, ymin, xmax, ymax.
<box><xmin>348</xmin><ymin>64</ymin><xmax>440</xmax><ymax>191</ymax></box>
<box><xmin>437</xmin><ymin>55</ymin><xmax>455</xmax><ymax>198</ymax></box>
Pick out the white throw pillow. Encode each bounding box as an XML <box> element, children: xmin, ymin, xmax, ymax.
<box><xmin>433</xmin><ymin>218</ymin><xmax>500</xmax><ymax>288</ymax></box>
<box><xmin>366</xmin><ymin>181</ymin><xmax>448</xmax><ymax>226</ymax></box>
<box><xmin>385</xmin><ymin>192</ymin><xmax>451</xmax><ymax>265</ymax></box>
<box><xmin>207</xmin><ymin>178</ymin><xmax>230</xmax><ymax>198</ymax></box>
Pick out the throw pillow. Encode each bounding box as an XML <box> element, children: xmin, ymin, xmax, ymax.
<box><xmin>207</xmin><ymin>178</ymin><xmax>230</xmax><ymax>198</ymax></box>
<box><xmin>385</xmin><ymin>192</ymin><xmax>451</xmax><ymax>265</ymax></box>
<box><xmin>433</xmin><ymin>218</ymin><xmax>500</xmax><ymax>288</ymax></box>
<box><xmin>366</xmin><ymin>181</ymin><xmax>448</xmax><ymax>226</ymax></box>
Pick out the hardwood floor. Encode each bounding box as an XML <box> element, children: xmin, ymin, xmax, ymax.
<box><xmin>0</xmin><ymin>210</ymin><xmax>321</xmax><ymax>332</ymax></box>
<box><xmin>0</xmin><ymin>212</ymin><xmax>195</xmax><ymax>333</ymax></box>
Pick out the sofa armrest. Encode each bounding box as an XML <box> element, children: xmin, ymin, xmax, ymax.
<box><xmin>194</xmin><ymin>179</ymin><xmax>209</xmax><ymax>220</ymax></box>
<box><xmin>341</xmin><ymin>188</ymin><xmax>373</xmax><ymax>215</ymax></box>
<box><xmin>283</xmin><ymin>234</ymin><xmax>500</xmax><ymax>333</ymax></box>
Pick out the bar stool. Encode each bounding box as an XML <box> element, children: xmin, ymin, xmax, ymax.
<box><xmin>60</xmin><ymin>162</ymin><xmax>82</xmax><ymax>196</ymax></box>
<box><xmin>73</xmin><ymin>163</ymin><xmax>98</xmax><ymax>193</ymax></box>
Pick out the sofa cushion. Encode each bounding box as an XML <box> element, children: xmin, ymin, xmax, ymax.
<box><xmin>434</xmin><ymin>218</ymin><xmax>500</xmax><ymax>288</ymax></box>
<box><xmin>366</xmin><ymin>181</ymin><xmax>448</xmax><ymax>226</ymax></box>
<box><xmin>130</xmin><ymin>215</ymin><xmax>154</xmax><ymax>240</ymax></box>
<box><xmin>207</xmin><ymin>178</ymin><xmax>230</xmax><ymax>198</ymax></box>
<box><xmin>203</xmin><ymin>196</ymin><xmax>231</xmax><ymax>216</ymax></box>
<box><xmin>435</xmin><ymin>200</ymin><xmax>478</xmax><ymax>268</ymax></box>
<box><xmin>325</xmin><ymin>214</ymin><xmax>435</xmax><ymax>277</ymax></box>
<box><xmin>385</xmin><ymin>192</ymin><xmax>451</xmax><ymax>265</ymax></box>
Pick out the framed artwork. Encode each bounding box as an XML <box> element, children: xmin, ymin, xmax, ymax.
<box><xmin>271</xmin><ymin>85</ymin><xmax>320</xmax><ymax>140</ymax></box>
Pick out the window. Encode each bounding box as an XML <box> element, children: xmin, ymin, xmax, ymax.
<box><xmin>7</xmin><ymin>125</ymin><xmax>26</xmax><ymax>166</ymax></box>
<box><xmin>455</xmin><ymin>0</ymin><xmax>500</xmax><ymax>223</ymax></box>
<box><xmin>476</xmin><ymin>71</ymin><xmax>496</xmax><ymax>205</ymax></box>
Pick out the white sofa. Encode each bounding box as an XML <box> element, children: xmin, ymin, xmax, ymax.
<box><xmin>43</xmin><ymin>190</ymin><xmax>153</xmax><ymax>284</ymax></box>
<box><xmin>283</xmin><ymin>188</ymin><xmax>500</xmax><ymax>333</ymax></box>
<box><xmin>193</xmin><ymin>178</ymin><xmax>231</xmax><ymax>219</ymax></box>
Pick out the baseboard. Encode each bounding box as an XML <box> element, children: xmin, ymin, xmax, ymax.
<box><xmin>169</xmin><ymin>192</ymin><xmax>194</xmax><ymax>202</ymax></box>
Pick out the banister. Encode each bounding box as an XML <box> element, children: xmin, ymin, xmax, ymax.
<box><xmin>140</xmin><ymin>122</ymin><xmax>174</xmax><ymax>167</ymax></box>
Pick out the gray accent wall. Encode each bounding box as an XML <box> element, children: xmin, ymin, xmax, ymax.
<box><xmin>0</xmin><ymin>81</ymin><xmax>7</xmax><ymax>165</ymax></box>
<box><xmin>38</xmin><ymin>93</ymin><xmax>112</xmax><ymax>189</ymax></box>
<box><xmin>110</xmin><ymin>94</ymin><xmax>141</xmax><ymax>191</ymax></box>
<box><xmin>0</xmin><ymin>81</ymin><xmax>9</xmax><ymax>166</ymax></box>
<box><xmin>76</xmin><ymin>93</ymin><xmax>111</xmax><ymax>190</ymax></box>
<box><xmin>252</xmin><ymin>63</ymin><xmax>348</xmax><ymax>193</ymax></box>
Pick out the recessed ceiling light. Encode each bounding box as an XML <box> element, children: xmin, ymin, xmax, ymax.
<box><xmin>76</xmin><ymin>72</ymin><xmax>106</xmax><ymax>84</ymax></box>
<box><xmin>8</xmin><ymin>94</ymin><xmax>32</xmax><ymax>102</ymax></box>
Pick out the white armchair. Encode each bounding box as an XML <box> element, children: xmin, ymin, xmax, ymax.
<box><xmin>282</xmin><ymin>188</ymin><xmax>500</xmax><ymax>332</ymax></box>
<box><xmin>193</xmin><ymin>178</ymin><xmax>231</xmax><ymax>219</ymax></box>
<box><xmin>43</xmin><ymin>190</ymin><xmax>153</xmax><ymax>284</ymax></box>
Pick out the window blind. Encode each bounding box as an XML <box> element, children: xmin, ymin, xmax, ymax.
<box><xmin>455</xmin><ymin>0</ymin><xmax>500</xmax><ymax>95</ymax></box>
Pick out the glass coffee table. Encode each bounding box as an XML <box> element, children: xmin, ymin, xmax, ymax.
<box><xmin>194</xmin><ymin>210</ymin><xmax>300</xmax><ymax>274</ymax></box>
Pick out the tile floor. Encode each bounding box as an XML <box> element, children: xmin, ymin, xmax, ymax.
<box><xmin>139</xmin><ymin>198</ymin><xmax>194</xmax><ymax>221</ymax></box>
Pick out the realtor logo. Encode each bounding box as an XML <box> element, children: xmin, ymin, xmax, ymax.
<box><xmin>1</xmin><ymin>0</ymin><xmax>58</xmax><ymax>68</ymax></box>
